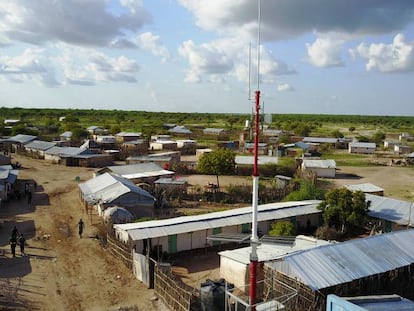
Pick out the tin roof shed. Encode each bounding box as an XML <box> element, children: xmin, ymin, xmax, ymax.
<box><xmin>265</xmin><ymin>229</ymin><xmax>414</xmax><ymax>291</ymax></box>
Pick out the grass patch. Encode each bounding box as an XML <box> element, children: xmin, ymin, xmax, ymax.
<box><xmin>320</xmin><ymin>152</ymin><xmax>374</xmax><ymax>167</ymax></box>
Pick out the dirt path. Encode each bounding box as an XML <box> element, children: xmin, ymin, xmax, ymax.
<box><xmin>0</xmin><ymin>154</ymin><xmax>157</xmax><ymax>311</ymax></box>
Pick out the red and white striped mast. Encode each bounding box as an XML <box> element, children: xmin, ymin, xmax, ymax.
<box><xmin>250</xmin><ymin>0</ymin><xmax>261</xmax><ymax>310</ymax></box>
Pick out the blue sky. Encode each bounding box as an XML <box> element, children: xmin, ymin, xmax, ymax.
<box><xmin>1</xmin><ymin>0</ymin><xmax>414</xmax><ymax>116</ymax></box>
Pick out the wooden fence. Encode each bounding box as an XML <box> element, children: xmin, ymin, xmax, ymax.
<box><xmin>106</xmin><ymin>233</ymin><xmax>133</xmax><ymax>270</ymax></box>
<box><xmin>154</xmin><ymin>264</ymin><xmax>199</xmax><ymax>311</ymax></box>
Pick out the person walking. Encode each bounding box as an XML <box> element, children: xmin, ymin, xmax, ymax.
<box><xmin>18</xmin><ymin>233</ymin><xmax>26</xmax><ymax>256</ymax></box>
<box><xmin>9</xmin><ymin>235</ymin><xmax>17</xmax><ymax>258</ymax></box>
<box><xmin>77</xmin><ymin>219</ymin><xmax>85</xmax><ymax>238</ymax></box>
<box><xmin>11</xmin><ymin>226</ymin><xmax>18</xmax><ymax>239</ymax></box>
<box><xmin>27</xmin><ymin>190</ymin><xmax>32</xmax><ymax>206</ymax></box>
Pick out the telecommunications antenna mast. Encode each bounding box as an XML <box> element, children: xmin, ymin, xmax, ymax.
<box><xmin>249</xmin><ymin>0</ymin><xmax>261</xmax><ymax>310</ymax></box>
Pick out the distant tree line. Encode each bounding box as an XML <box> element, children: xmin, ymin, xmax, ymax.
<box><xmin>1</xmin><ymin>107</ymin><xmax>414</xmax><ymax>141</ymax></box>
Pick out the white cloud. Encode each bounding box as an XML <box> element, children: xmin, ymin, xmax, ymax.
<box><xmin>178</xmin><ymin>38</ymin><xmax>294</xmax><ymax>85</ymax></box>
<box><xmin>351</xmin><ymin>33</ymin><xmax>414</xmax><ymax>72</ymax></box>
<box><xmin>63</xmin><ymin>48</ymin><xmax>140</xmax><ymax>84</ymax></box>
<box><xmin>0</xmin><ymin>44</ymin><xmax>141</xmax><ymax>86</ymax></box>
<box><xmin>0</xmin><ymin>47</ymin><xmax>60</xmax><ymax>87</ymax></box>
<box><xmin>178</xmin><ymin>0</ymin><xmax>414</xmax><ymax>41</ymax></box>
<box><xmin>137</xmin><ymin>32</ymin><xmax>170</xmax><ymax>62</ymax></box>
<box><xmin>277</xmin><ymin>83</ymin><xmax>293</xmax><ymax>92</ymax></box>
<box><xmin>307</xmin><ymin>36</ymin><xmax>345</xmax><ymax>67</ymax></box>
<box><xmin>178</xmin><ymin>39</ymin><xmax>234</xmax><ymax>83</ymax></box>
<box><xmin>0</xmin><ymin>0</ymin><xmax>151</xmax><ymax>47</ymax></box>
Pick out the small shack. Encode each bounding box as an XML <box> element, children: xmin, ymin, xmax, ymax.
<box><xmin>24</xmin><ymin>140</ymin><xmax>57</xmax><ymax>159</ymax></box>
<box><xmin>96</xmin><ymin>162</ymin><xmax>174</xmax><ymax>184</ymax></box>
<box><xmin>263</xmin><ymin>229</ymin><xmax>414</xmax><ymax>311</ymax></box>
<box><xmin>219</xmin><ymin>235</ymin><xmax>330</xmax><ymax>291</ymax></box>
<box><xmin>348</xmin><ymin>142</ymin><xmax>376</xmax><ymax>154</ymax></box>
<box><xmin>344</xmin><ymin>183</ymin><xmax>384</xmax><ymax>196</ymax></box>
<box><xmin>301</xmin><ymin>159</ymin><xmax>336</xmax><ymax>178</ymax></box>
<box><xmin>366</xmin><ymin>194</ymin><xmax>414</xmax><ymax>231</ymax></box>
<box><xmin>2</xmin><ymin>134</ymin><xmax>37</xmax><ymax>154</ymax></box>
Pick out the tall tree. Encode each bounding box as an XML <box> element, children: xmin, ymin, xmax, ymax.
<box><xmin>317</xmin><ymin>188</ymin><xmax>370</xmax><ymax>233</ymax></box>
<box><xmin>197</xmin><ymin>148</ymin><xmax>235</xmax><ymax>188</ymax></box>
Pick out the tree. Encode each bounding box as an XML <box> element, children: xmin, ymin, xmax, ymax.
<box><xmin>331</xmin><ymin>129</ymin><xmax>344</xmax><ymax>138</ymax></box>
<box><xmin>317</xmin><ymin>188</ymin><xmax>370</xmax><ymax>233</ymax></box>
<box><xmin>269</xmin><ymin>221</ymin><xmax>295</xmax><ymax>236</ymax></box>
<box><xmin>71</xmin><ymin>127</ymin><xmax>89</xmax><ymax>141</ymax></box>
<box><xmin>197</xmin><ymin>148</ymin><xmax>235</xmax><ymax>188</ymax></box>
<box><xmin>110</xmin><ymin>124</ymin><xmax>121</xmax><ymax>134</ymax></box>
<box><xmin>371</xmin><ymin>131</ymin><xmax>386</xmax><ymax>145</ymax></box>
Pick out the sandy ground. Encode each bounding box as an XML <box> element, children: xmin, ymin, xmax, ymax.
<box><xmin>1</xmin><ymin>154</ymin><xmax>414</xmax><ymax>311</ymax></box>
<box><xmin>0</xmin><ymin>154</ymin><xmax>158</xmax><ymax>311</ymax></box>
<box><xmin>331</xmin><ymin>165</ymin><xmax>414</xmax><ymax>201</ymax></box>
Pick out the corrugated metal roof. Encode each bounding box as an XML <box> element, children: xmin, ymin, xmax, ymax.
<box><xmin>235</xmin><ymin>155</ymin><xmax>278</xmax><ymax>165</ymax></box>
<box><xmin>366</xmin><ymin>194</ymin><xmax>414</xmax><ymax>226</ymax></box>
<box><xmin>116</xmin><ymin>132</ymin><xmax>142</xmax><ymax>137</ymax></box>
<box><xmin>344</xmin><ymin>183</ymin><xmax>384</xmax><ymax>193</ymax></box>
<box><xmin>168</xmin><ymin>126</ymin><xmax>192</xmax><ymax>134</ymax></box>
<box><xmin>349</xmin><ymin>142</ymin><xmax>376</xmax><ymax>148</ymax></box>
<box><xmin>295</xmin><ymin>141</ymin><xmax>310</xmax><ymax>150</ymax></box>
<box><xmin>265</xmin><ymin>229</ymin><xmax>414</xmax><ymax>290</ymax></box>
<box><xmin>263</xmin><ymin>129</ymin><xmax>282</xmax><ymax>136</ymax></box>
<box><xmin>103</xmin><ymin>163</ymin><xmax>174</xmax><ymax>179</ymax></box>
<box><xmin>302</xmin><ymin>159</ymin><xmax>336</xmax><ymax>169</ymax></box>
<box><xmin>126</xmin><ymin>155</ymin><xmax>172</xmax><ymax>162</ymax></box>
<box><xmin>203</xmin><ymin>128</ymin><xmax>225</xmax><ymax>133</ymax></box>
<box><xmin>114</xmin><ymin>200</ymin><xmax>322</xmax><ymax>242</ymax></box>
<box><xmin>60</xmin><ymin>131</ymin><xmax>72</xmax><ymax>137</ymax></box>
<box><xmin>244</xmin><ymin>142</ymin><xmax>267</xmax><ymax>149</ymax></box>
<box><xmin>45</xmin><ymin>146</ymin><xmax>87</xmax><ymax>156</ymax></box>
<box><xmin>303</xmin><ymin>137</ymin><xmax>338</xmax><ymax>144</ymax></box>
<box><xmin>219</xmin><ymin>235</ymin><xmax>331</xmax><ymax>265</ymax></box>
<box><xmin>0</xmin><ymin>166</ymin><xmax>18</xmax><ymax>183</ymax></box>
<box><xmin>78</xmin><ymin>173</ymin><xmax>155</xmax><ymax>205</ymax></box>
<box><xmin>123</xmin><ymin>139</ymin><xmax>146</xmax><ymax>145</ymax></box>
<box><xmin>5</xmin><ymin>134</ymin><xmax>37</xmax><ymax>144</ymax></box>
<box><xmin>70</xmin><ymin>154</ymin><xmax>109</xmax><ymax>159</ymax></box>
<box><xmin>25</xmin><ymin>140</ymin><xmax>56</xmax><ymax>151</ymax></box>
<box><xmin>87</xmin><ymin>125</ymin><xmax>102</xmax><ymax>130</ymax></box>
<box><xmin>154</xmin><ymin>178</ymin><xmax>187</xmax><ymax>185</ymax></box>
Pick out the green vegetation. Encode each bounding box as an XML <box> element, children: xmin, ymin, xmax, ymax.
<box><xmin>197</xmin><ymin>148</ymin><xmax>236</xmax><ymax>187</ymax></box>
<box><xmin>284</xmin><ymin>179</ymin><xmax>325</xmax><ymax>201</ymax></box>
<box><xmin>268</xmin><ymin>221</ymin><xmax>295</xmax><ymax>236</ymax></box>
<box><xmin>320</xmin><ymin>152</ymin><xmax>374</xmax><ymax>166</ymax></box>
<box><xmin>1</xmin><ymin>108</ymin><xmax>414</xmax><ymax>141</ymax></box>
<box><xmin>318</xmin><ymin>188</ymin><xmax>370</xmax><ymax>233</ymax></box>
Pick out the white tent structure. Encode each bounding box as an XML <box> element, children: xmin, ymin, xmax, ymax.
<box><xmin>79</xmin><ymin>173</ymin><xmax>156</xmax><ymax>219</ymax></box>
<box><xmin>103</xmin><ymin>206</ymin><xmax>134</xmax><ymax>224</ymax></box>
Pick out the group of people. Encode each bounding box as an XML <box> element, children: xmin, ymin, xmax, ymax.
<box><xmin>9</xmin><ymin>226</ymin><xmax>26</xmax><ymax>258</ymax></box>
<box><xmin>8</xmin><ymin>218</ymin><xmax>84</xmax><ymax>258</ymax></box>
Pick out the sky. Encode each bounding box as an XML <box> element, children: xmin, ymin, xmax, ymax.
<box><xmin>1</xmin><ymin>0</ymin><xmax>414</xmax><ymax>116</ymax></box>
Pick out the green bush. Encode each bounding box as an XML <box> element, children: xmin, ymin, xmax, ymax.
<box><xmin>269</xmin><ymin>221</ymin><xmax>295</xmax><ymax>236</ymax></box>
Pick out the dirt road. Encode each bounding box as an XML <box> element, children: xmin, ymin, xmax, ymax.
<box><xmin>0</xmin><ymin>154</ymin><xmax>157</xmax><ymax>311</ymax></box>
